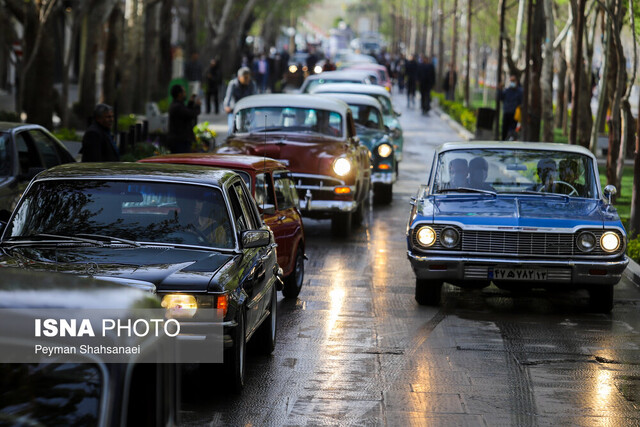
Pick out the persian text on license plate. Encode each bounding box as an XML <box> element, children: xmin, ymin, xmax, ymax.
<box><xmin>490</xmin><ymin>268</ymin><xmax>548</xmax><ymax>281</ymax></box>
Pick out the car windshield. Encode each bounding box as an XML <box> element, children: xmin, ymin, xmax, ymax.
<box><xmin>349</xmin><ymin>104</ymin><xmax>382</xmax><ymax>129</ymax></box>
<box><xmin>235</xmin><ymin>106</ymin><xmax>343</xmax><ymax>138</ymax></box>
<box><xmin>0</xmin><ymin>132</ymin><xmax>11</xmax><ymax>177</ymax></box>
<box><xmin>373</xmin><ymin>95</ymin><xmax>392</xmax><ymax>115</ymax></box>
<box><xmin>6</xmin><ymin>180</ymin><xmax>235</xmax><ymax>249</ymax></box>
<box><xmin>433</xmin><ymin>149</ymin><xmax>598</xmax><ymax>198</ymax></box>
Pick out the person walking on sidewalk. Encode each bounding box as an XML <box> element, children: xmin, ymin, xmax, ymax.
<box><xmin>443</xmin><ymin>65</ymin><xmax>457</xmax><ymax>101</ymax></box>
<box><xmin>168</xmin><ymin>84</ymin><xmax>201</xmax><ymax>153</ymax></box>
<box><xmin>405</xmin><ymin>55</ymin><xmax>418</xmax><ymax>109</ymax></box>
<box><xmin>499</xmin><ymin>74</ymin><xmax>523</xmax><ymax>140</ymax></box>
<box><xmin>418</xmin><ymin>55</ymin><xmax>436</xmax><ymax>115</ymax></box>
<box><xmin>205</xmin><ymin>58</ymin><xmax>221</xmax><ymax>114</ymax></box>
<box><xmin>223</xmin><ymin>67</ymin><xmax>257</xmax><ymax>134</ymax></box>
<box><xmin>184</xmin><ymin>52</ymin><xmax>203</xmax><ymax>102</ymax></box>
<box><xmin>81</xmin><ymin>104</ymin><xmax>119</xmax><ymax>162</ymax></box>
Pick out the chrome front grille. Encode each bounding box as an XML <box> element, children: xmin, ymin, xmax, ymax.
<box><xmin>293</xmin><ymin>174</ymin><xmax>343</xmax><ymax>193</ymax></box>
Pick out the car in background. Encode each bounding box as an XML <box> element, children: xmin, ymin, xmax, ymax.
<box><xmin>318</xmin><ymin>93</ymin><xmax>396</xmax><ymax>204</ymax></box>
<box><xmin>0</xmin><ymin>162</ymin><xmax>280</xmax><ymax>391</ymax></box>
<box><xmin>0</xmin><ymin>268</ymin><xmax>179</xmax><ymax>426</ymax></box>
<box><xmin>310</xmin><ymin>83</ymin><xmax>404</xmax><ymax>162</ymax></box>
<box><xmin>407</xmin><ymin>142</ymin><xmax>629</xmax><ymax>313</ymax></box>
<box><xmin>217</xmin><ymin>94</ymin><xmax>371</xmax><ymax>237</ymax></box>
<box><xmin>284</xmin><ymin>52</ymin><xmax>309</xmax><ymax>88</ymax></box>
<box><xmin>343</xmin><ymin>63</ymin><xmax>392</xmax><ymax>92</ymax></box>
<box><xmin>299</xmin><ymin>70</ymin><xmax>375</xmax><ymax>93</ymax></box>
<box><xmin>0</xmin><ymin>122</ymin><xmax>75</xmax><ymax>216</ymax></box>
<box><xmin>140</xmin><ymin>154</ymin><xmax>306</xmax><ymax>298</ymax></box>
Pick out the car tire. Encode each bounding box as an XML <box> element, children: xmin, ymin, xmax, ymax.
<box><xmin>331</xmin><ymin>212</ymin><xmax>352</xmax><ymax>236</ymax></box>
<box><xmin>373</xmin><ymin>183</ymin><xmax>393</xmax><ymax>205</ymax></box>
<box><xmin>256</xmin><ymin>284</ymin><xmax>278</xmax><ymax>354</ymax></box>
<box><xmin>352</xmin><ymin>202</ymin><xmax>364</xmax><ymax>226</ymax></box>
<box><xmin>588</xmin><ymin>285</ymin><xmax>614</xmax><ymax>313</ymax></box>
<box><xmin>415</xmin><ymin>279</ymin><xmax>442</xmax><ymax>306</ymax></box>
<box><xmin>226</xmin><ymin>306</ymin><xmax>246</xmax><ymax>393</ymax></box>
<box><xmin>282</xmin><ymin>247</ymin><xmax>304</xmax><ymax>298</ymax></box>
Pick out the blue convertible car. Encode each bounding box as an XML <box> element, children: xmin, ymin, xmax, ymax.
<box><xmin>407</xmin><ymin>142</ymin><xmax>629</xmax><ymax>312</ymax></box>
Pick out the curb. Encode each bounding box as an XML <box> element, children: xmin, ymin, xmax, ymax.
<box><xmin>433</xmin><ymin>107</ymin><xmax>475</xmax><ymax>141</ymax></box>
<box><xmin>625</xmin><ymin>257</ymin><xmax>640</xmax><ymax>288</ymax></box>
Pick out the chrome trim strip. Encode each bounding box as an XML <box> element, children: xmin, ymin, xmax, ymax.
<box><xmin>299</xmin><ymin>199</ymin><xmax>358</xmax><ymax>213</ymax></box>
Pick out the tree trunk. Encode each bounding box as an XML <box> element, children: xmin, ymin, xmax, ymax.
<box><xmin>528</xmin><ymin>0</ymin><xmax>544</xmax><ymax>142</ymax></box>
<box><xmin>103</xmin><ymin>5</ymin><xmax>122</xmax><ymax>106</ymax></box>
<box><xmin>541</xmin><ymin>0</ymin><xmax>554</xmax><ymax>142</ymax></box>
<box><xmin>422</xmin><ymin>0</ymin><xmax>430</xmax><ymax>56</ymax></box>
<box><xmin>590</xmin><ymin>6</ymin><xmax>610</xmax><ymax>153</ymax></box>
<box><xmin>448</xmin><ymin>0</ymin><xmax>458</xmax><ymax>100</ymax></box>
<box><xmin>555</xmin><ymin>53</ymin><xmax>567</xmax><ymax>129</ymax></box>
<box><xmin>630</xmin><ymin>86</ymin><xmax>640</xmax><ymax>237</ymax></box>
<box><xmin>158</xmin><ymin>0</ymin><xmax>173</xmax><ymax>96</ymax></box>
<box><xmin>464</xmin><ymin>0</ymin><xmax>472</xmax><ymax>108</ymax></box>
<box><xmin>616</xmin><ymin>100</ymin><xmax>633</xmax><ymax>195</ymax></box>
<box><xmin>568</xmin><ymin>0</ymin><xmax>586</xmax><ymax>146</ymax></box>
<box><xmin>437</xmin><ymin>7</ymin><xmax>444</xmax><ymax>90</ymax></box>
<box><xmin>429</xmin><ymin>0</ymin><xmax>438</xmax><ymax>57</ymax></box>
<box><xmin>511</xmin><ymin>0</ymin><xmax>527</xmax><ymax>63</ymax></box>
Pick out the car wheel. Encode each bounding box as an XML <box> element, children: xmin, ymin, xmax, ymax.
<box><xmin>331</xmin><ymin>212</ymin><xmax>352</xmax><ymax>236</ymax></box>
<box><xmin>226</xmin><ymin>306</ymin><xmax>246</xmax><ymax>392</ymax></box>
<box><xmin>282</xmin><ymin>247</ymin><xmax>304</xmax><ymax>298</ymax></box>
<box><xmin>415</xmin><ymin>278</ymin><xmax>442</xmax><ymax>306</ymax></box>
<box><xmin>373</xmin><ymin>183</ymin><xmax>393</xmax><ymax>205</ymax></box>
<box><xmin>256</xmin><ymin>284</ymin><xmax>278</xmax><ymax>354</ymax></box>
<box><xmin>588</xmin><ymin>285</ymin><xmax>614</xmax><ymax>313</ymax></box>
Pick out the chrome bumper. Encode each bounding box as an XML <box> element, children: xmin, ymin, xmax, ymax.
<box><xmin>372</xmin><ymin>171</ymin><xmax>396</xmax><ymax>185</ymax></box>
<box><xmin>299</xmin><ymin>198</ymin><xmax>358</xmax><ymax>213</ymax></box>
<box><xmin>407</xmin><ymin>250</ymin><xmax>629</xmax><ymax>286</ymax></box>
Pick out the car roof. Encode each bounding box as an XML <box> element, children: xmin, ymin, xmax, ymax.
<box><xmin>140</xmin><ymin>153</ymin><xmax>289</xmax><ymax>172</ymax></box>
<box><xmin>345</xmin><ymin>63</ymin><xmax>387</xmax><ymax>71</ymax></box>
<box><xmin>234</xmin><ymin>93</ymin><xmax>350</xmax><ymax>115</ymax></box>
<box><xmin>311</xmin><ymin>83</ymin><xmax>391</xmax><ymax>98</ymax></box>
<box><xmin>0</xmin><ymin>122</ymin><xmax>43</xmax><ymax>132</ymax></box>
<box><xmin>437</xmin><ymin>141</ymin><xmax>598</xmax><ymax>158</ymax></box>
<box><xmin>35</xmin><ymin>162</ymin><xmax>238</xmax><ymax>186</ymax></box>
<box><xmin>317</xmin><ymin>93</ymin><xmax>383</xmax><ymax>110</ymax></box>
<box><xmin>305</xmin><ymin>70</ymin><xmax>373</xmax><ymax>81</ymax></box>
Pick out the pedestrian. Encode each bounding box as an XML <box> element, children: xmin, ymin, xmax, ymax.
<box><xmin>256</xmin><ymin>54</ymin><xmax>269</xmax><ymax>93</ymax></box>
<box><xmin>443</xmin><ymin>65</ymin><xmax>457</xmax><ymax>101</ymax></box>
<box><xmin>395</xmin><ymin>54</ymin><xmax>406</xmax><ymax>94</ymax></box>
<box><xmin>184</xmin><ymin>52</ymin><xmax>203</xmax><ymax>101</ymax></box>
<box><xmin>323</xmin><ymin>58</ymin><xmax>337</xmax><ymax>72</ymax></box>
<box><xmin>418</xmin><ymin>55</ymin><xmax>436</xmax><ymax>115</ymax></box>
<box><xmin>499</xmin><ymin>74</ymin><xmax>524</xmax><ymax>140</ymax></box>
<box><xmin>167</xmin><ymin>84</ymin><xmax>201</xmax><ymax>153</ymax></box>
<box><xmin>81</xmin><ymin>104</ymin><xmax>119</xmax><ymax>162</ymax></box>
<box><xmin>223</xmin><ymin>67</ymin><xmax>258</xmax><ymax>134</ymax></box>
<box><xmin>205</xmin><ymin>58</ymin><xmax>221</xmax><ymax>114</ymax></box>
<box><xmin>405</xmin><ymin>54</ymin><xmax>418</xmax><ymax>108</ymax></box>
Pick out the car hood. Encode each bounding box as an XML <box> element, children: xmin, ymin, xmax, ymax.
<box><xmin>220</xmin><ymin>134</ymin><xmax>349</xmax><ymax>175</ymax></box>
<box><xmin>422</xmin><ymin>195</ymin><xmax>606</xmax><ymax>229</ymax></box>
<box><xmin>0</xmin><ymin>246</ymin><xmax>235</xmax><ymax>292</ymax></box>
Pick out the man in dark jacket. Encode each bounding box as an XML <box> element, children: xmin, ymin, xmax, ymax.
<box><xmin>418</xmin><ymin>55</ymin><xmax>436</xmax><ymax>115</ymax></box>
<box><xmin>223</xmin><ymin>67</ymin><xmax>257</xmax><ymax>134</ymax></box>
<box><xmin>205</xmin><ymin>58</ymin><xmax>221</xmax><ymax>114</ymax></box>
<box><xmin>168</xmin><ymin>84</ymin><xmax>201</xmax><ymax>153</ymax></box>
<box><xmin>405</xmin><ymin>55</ymin><xmax>418</xmax><ymax>108</ymax></box>
<box><xmin>499</xmin><ymin>74</ymin><xmax>524</xmax><ymax>140</ymax></box>
<box><xmin>81</xmin><ymin>104</ymin><xmax>119</xmax><ymax>162</ymax></box>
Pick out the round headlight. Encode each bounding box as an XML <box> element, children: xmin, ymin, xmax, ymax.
<box><xmin>314</xmin><ymin>65</ymin><xmax>323</xmax><ymax>74</ymax></box>
<box><xmin>289</xmin><ymin>65</ymin><xmax>298</xmax><ymax>73</ymax></box>
<box><xmin>377</xmin><ymin>143</ymin><xmax>393</xmax><ymax>158</ymax></box>
<box><xmin>576</xmin><ymin>231</ymin><xmax>596</xmax><ymax>252</ymax></box>
<box><xmin>333</xmin><ymin>158</ymin><xmax>352</xmax><ymax>176</ymax></box>
<box><xmin>440</xmin><ymin>227</ymin><xmax>459</xmax><ymax>248</ymax></box>
<box><xmin>416</xmin><ymin>226</ymin><xmax>436</xmax><ymax>247</ymax></box>
<box><xmin>600</xmin><ymin>231</ymin><xmax>621</xmax><ymax>253</ymax></box>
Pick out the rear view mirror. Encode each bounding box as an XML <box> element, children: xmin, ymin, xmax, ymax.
<box><xmin>241</xmin><ymin>230</ymin><xmax>270</xmax><ymax>248</ymax></box>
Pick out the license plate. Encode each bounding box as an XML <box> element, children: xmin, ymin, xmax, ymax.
<box><xmin>489</xmin><ymin>267</ymin><xmax>548</xmax><ymax>281</ymax></box>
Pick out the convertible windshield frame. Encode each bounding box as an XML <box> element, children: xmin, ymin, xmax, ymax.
<box><xmin>2</xmin><ymin>177</ymin><xmax>240</xmax><ymax>252</ymax></box>
<box><xmin>235</xmin><ymin>106</ymin><xmax>344</xmax><ymax>139</ymax></box>
<box><xmin>431</xmin><ymin>148</ymin><xmax>601</xmax><ymax>200</ymax></box>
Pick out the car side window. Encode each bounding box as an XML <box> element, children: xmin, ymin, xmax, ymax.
<box><xmin>227</xmin><ymin>185</ymin><xmax>249</xmax><ymax>233</ymax></box>
<box><xmin>255</xmin><ymin>173</ymin><xmax>275</xmax><ymax>209</ymax></box>
<box><xmin>233</xmin><ymin>182</ymin><xmax>260</xmax><ymax>229</ymax></box>
<box><xmin>0</xmin><ymin>134</ymin><xmax>11</xmax><ymax>177</ymax></box>
<box><xmin>28</xmin><ymin>130</ymin><xmax>61</xmax><ymax>168</ymax></box>
<box><xmin>15</xmin><ymin>132</ymin><xmax>43</xmax><ymax>174</ymax></box>
<box><xmin>273</xmin><ymin>172</ymin><xmax>298</xmax><ymax>210</ymax></box>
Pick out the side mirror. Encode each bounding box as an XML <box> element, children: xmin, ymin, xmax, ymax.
<box><xmin>258</xmin><ymin>203</ymin><xmax>276</xmax><ymax>216</ymax></box>
<box><xmin>352</xmin><ymin>136</ymin><xmax>360</xmax><ymax>145</ymax></box>
<box><xmin>603</xmin><ymin>185</ymin><xmax>617</xmax><ymax>204</ymax></box>
<box><xmin>384</xmin><ymin>125</ymin><xmax>391</xmax><ymax>133</ymax></box>
<box><xmin>241</xmin><ymin>229</ymin><xmax>270</xmax><ymax>248</ymax></box>
<box><xmin>394</xmin><ymin>111</ymin><xmax>401</xmax><ymax>117</ymax></box>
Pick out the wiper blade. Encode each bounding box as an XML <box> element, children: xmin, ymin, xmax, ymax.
<box><xmin>250</xmin><ymin>126</ymin><xmax>283</xmax><ymax>133</ymax></box>
<box><xmin>438</xmin><ymin>187</ymin><xmax>497</xmax><ymax>196</ymax></box>
<box><xmin>76</xmin><ymin>233</ymin><xmax>141</xmax><ymax>247</ymax></box>
<box><xmin>4</xmin><ymin>233</ymin><xmax>104</xmax><ymax>246</ymax></box>
<box><xmin>510</xmin><ymin>191</ymin><xmax>569</xmax><ymax>199</ymax></box>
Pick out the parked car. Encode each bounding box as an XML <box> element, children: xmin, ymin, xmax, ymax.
<box><xmin>318</xmin><ymin>93</ymin><xmax>396</xmax><ymax>204</ymax></box>
<box><xmin>0</xmin><ymin>268</ymin><xmax>179</xmax><ymax>426</ymax></box>
<box><xmin>140</xmin><ymin>153</ymin><xmax>306</xmax><ymax>298</ymax></box>
<box><xmin>0</xmin><ymin>162</ymin><xmax>279</xmax><ymax>390</ymax></box>
<box><xmin>344</xmin><ymin>63</ymin><xmax>392</xmax><ymax>92</ymax></box>
<box><xmin>217</xmin><ymin>94</ymin><xmax>371</xmax><ymax>236</ymax></box>
<box><xmin>310</xmin><ymin>83</ymin><xmax>404</xmax><ymax>162</ymax></box>
<box><xmin>299</xmin><ymin>70</ymin><xmax>375</xmax><ymax>93</ymax></box>
<box><xmin>407</xmin><ymin>142</ymin><xmax>629</xmax><ymax>312</ymax></box>
<box><xmin>0</xmin><ymin>122</ymin><xmax>75</xmax><ymax>216</ymax></box>
<box><xmin>284</xmin><ymin>52</ymin><xmax>309</xmax><ymax>88</ymax></box>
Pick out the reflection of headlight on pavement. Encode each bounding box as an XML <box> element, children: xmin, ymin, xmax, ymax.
<box><xmin>377</xmin><ymin>143</ymin><xmax>393</xmax><ymax>158</ymax></box>
<box><xmin>416</xmin><ymin>226</ymin><xmax>436</xmax><ymax>247</ymax></box>
<box><xmin>333</xmin><ymin>158</ymin><xmax>352</xmax><ymax>176</ymax></box>
<box><xmin>314</xmin><ymin>65</ymin><xmax>323</xmax><ymax>74</ymax></box>
<box><xmin>289</xmin><ymin>65</ymin><xmax>298</xmax><ymax>73</ymax></box>
<box><xmin>600</xmin><ymin>232</ymin><xmax>620</xmax><ymax>252</ymax></box>
<box><xmin>161</xmin><ymin>294</ymin><xmax>197</xmax><ymax>318</ymax></box>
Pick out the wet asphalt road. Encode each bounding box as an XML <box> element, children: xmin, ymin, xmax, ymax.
<box><xmin>182</xmin><ymin>94</ymin><xmax>640</xmax><ymax>426</ymax></box>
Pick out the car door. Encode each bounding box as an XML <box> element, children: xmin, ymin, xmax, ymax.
<box><xmin>256</xmin><ymin>172</ymin><xmax>285</xmax><ymax>267</ymax></box>
<box><xmin>27</xmin><ymin>129</ymin><xmax>75</xmax><ymax>167</ymax></box>
<box><xmin>273</xmin><ymin>170</ymin><xmax>303</xmax><ymax>276</ymax></box>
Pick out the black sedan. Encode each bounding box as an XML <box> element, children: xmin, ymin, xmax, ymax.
<box><xmin>0</xmin><ymin>122</ymin><xmax>75</xmax><ymax>216</ymax></box>
<box><xmin>0</xmin><ymin>162</ymin><xmax>280</xmax><ymax>391</ymax></box>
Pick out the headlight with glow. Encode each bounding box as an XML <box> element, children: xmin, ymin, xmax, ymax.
<box><xmin>161</xmin><ymin>294</ymin><xmax>197</xmax><ymax>318</ymax></box>
<box><xmin>333</xmin><ymin>158</ymin><xmax>352</xmax><ymax>176</ymax></box>
<box><xmin>288</xmin><ymin>65</ymin><xmax>298</xmax><ymax>73</ymax></box>
<box><xmin>314</xmin><ymin>65</ymin><xmax>323</xmax><ymax>74</ymax></box>
<box><xmin>377</xmin><ymin>143</ymin><xmax>393</xmax><ymax>158</ymax></box>
<box><xmin>440</xmin><ymin>227</ymin><xmax>459</xmax><ymax>248</ymax></box>
<box><xmin>600</xmin><ymin>231</ymin><xmax>621</xmax><ymax>253</ymax></box>
<box><xmin>576</xmin><ymin>231</ymin><xmax>596</xmax><ymax>252</ymax></box>
<box><xmin>416</xmin><ymin>226</ymin><xmax>436</xmax><ymax>247</ymax></box>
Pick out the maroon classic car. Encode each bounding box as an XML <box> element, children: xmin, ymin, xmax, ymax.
<box><xmin>140</xmin><ymin>154</ymin><xmax>306</xmax><ymax>298</ymax></box>
<box><xmin>216</xmin><ymin>94</ymin><xmax>371</xmax><ymax>237</ymax></box>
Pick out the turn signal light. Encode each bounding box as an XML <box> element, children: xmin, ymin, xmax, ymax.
<box><xmin>216</xmin><ymin>294</ymin><xmax>228</xmax><ymax>316</ymax></box>
<box><xmin>378</xmin><ymin>164</ymin><xmax>390</xmax><ymax>170</ymax></box>
<box><xmin>334</xmin><ymin>187</ymin><xmax>351</xmax><ymax>194</ymax></box>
